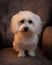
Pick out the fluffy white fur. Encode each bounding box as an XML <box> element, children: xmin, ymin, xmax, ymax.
<box><xmin>11</xmin><ymin>11</ymin><xmax>42</xmax><ymax>57</ymax></box>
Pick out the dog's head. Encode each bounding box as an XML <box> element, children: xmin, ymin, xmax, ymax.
<box><xmin>11</xmin><ymin>11</ymin><xmax>42</xmax><ymax>35</ymax></box>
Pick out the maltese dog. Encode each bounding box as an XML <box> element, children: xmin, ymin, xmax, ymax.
<box><xmin>11</xmin><ymin>11</ymin><xmax>42</xmax><ymax>57</ymax></box>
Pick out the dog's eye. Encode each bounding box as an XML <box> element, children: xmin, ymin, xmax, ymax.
<box><xmin>20</xmin><ymin>20</ymin><xmax>24</xmax><ymax>23</ymax></box>
<box><xmin>29</xmin><ymin>20</ymin><xmax>32</xmax><ymax>24</ymax></box>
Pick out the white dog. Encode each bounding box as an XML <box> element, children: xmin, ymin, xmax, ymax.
<box><xmin>11</xmin><ymin>11</ymin><xmax>42</xmax><ymax>57</ymax></box>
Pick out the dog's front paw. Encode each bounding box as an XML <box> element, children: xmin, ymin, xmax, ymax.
<box><xmin>28</xmin><ymin>51</ymin><xmax>35</xmax><ymax>57</ymax></box>
<box><xmin>17</xmin><ymin>53</ymin><xmax>25</xmax><ymax>57</ymax></box>
<box><xmin>17</xmin><ymin>51</ymin><xmax>25</xmax><ymax>57</ymax></box>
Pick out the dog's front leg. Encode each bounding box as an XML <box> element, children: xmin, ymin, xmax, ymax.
<box><xmin>28</xmin><ymin>45</ymin><xmax>36</xmax><ymax>57</ymax></box>
<box><xmin>13</xmin><ymin>41</ymin><xmax>25</xmax><ymax>57</ymax></box>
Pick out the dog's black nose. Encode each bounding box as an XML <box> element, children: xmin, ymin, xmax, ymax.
<box><xmin>24</xmin><ymin>27</ymin><xmax>28</xmax><ymax>31</ymax></box>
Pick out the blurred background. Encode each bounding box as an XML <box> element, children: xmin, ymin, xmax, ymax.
<box><xmin>0</xmin><ymin>0</ymin><xmax>52</xmax><ymax>65</ymax></box>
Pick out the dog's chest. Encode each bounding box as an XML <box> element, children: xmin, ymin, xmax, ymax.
<box><xmin>14</xmin><ymin>33</ymin><xmax>38</xmax><ymax>50</ymax></box>
<box><xmin>15</xmin><ymin>33</ymin><xmax>38</xmax><ymax>45</ymax></box>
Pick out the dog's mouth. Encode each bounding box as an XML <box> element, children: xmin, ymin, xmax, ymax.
<box><xmin>20</xmin><ymin>30</ymin><xmax>33</xmax><ymax>35</ymax></box>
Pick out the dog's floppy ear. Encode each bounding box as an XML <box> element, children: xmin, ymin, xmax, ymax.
<box><xmin>10</xmin><ymin>14</ymin><xmax>19</xmax><ymax>34</ymax></box>
<box><xmin>34</xmin><ymin>15</ymin><xmax>42</xmax><ymax>35</ymax></box>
